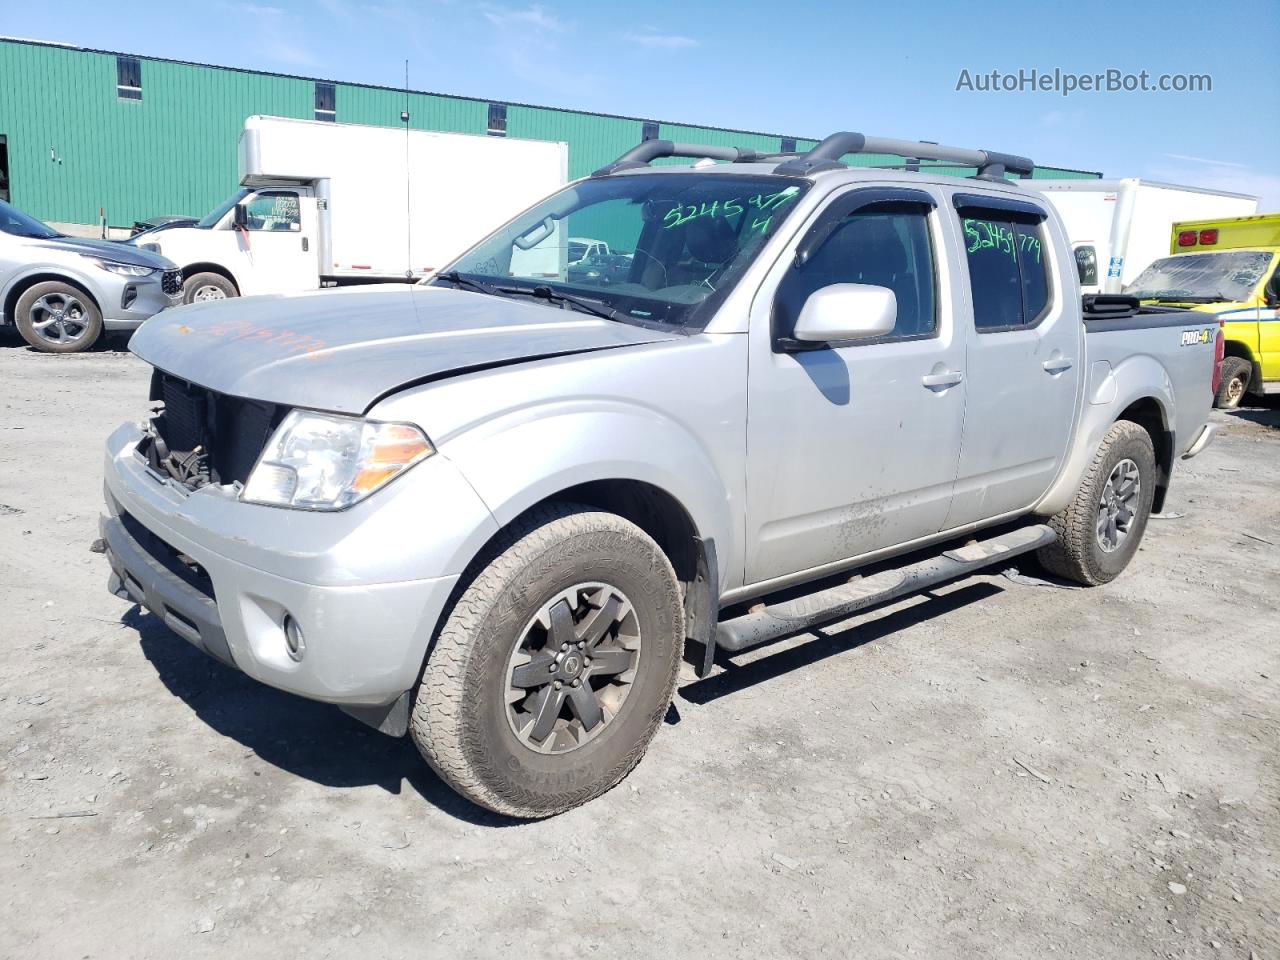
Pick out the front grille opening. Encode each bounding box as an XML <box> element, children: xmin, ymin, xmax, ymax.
<box><xmin>161</xmin><ymin>270</ymin><xmax>182</xmax><ymax>296</ymax></box>
<box><xmin>146</xmin><ymin>370</ymin><xmax>287</xmax><ymax>491</ymax></box>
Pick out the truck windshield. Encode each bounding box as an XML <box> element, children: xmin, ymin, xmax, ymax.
<box><xmin>196</xmin><ymin>187</ymin><xmax>253</xmax><ymax>229</ymax></box>
<box><xmin>0</xmin><ymin>199</ymin><xmax>61</xmax><ymax>239</ymax></box>
<box><xmin>432</xmin><ymin>173</ymin><xmax>810</xmax><ymax>329</ymax></box>
<box><xmin>1124</xmin><ymin>251</ymin><xmax>1274</xmax><ymax>303</ymax></box>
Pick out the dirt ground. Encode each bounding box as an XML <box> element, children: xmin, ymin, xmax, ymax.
<box><xmin>1</xmin><ymin>330</ymin><xmax>1277</xmax><ymax>960</ymax></box>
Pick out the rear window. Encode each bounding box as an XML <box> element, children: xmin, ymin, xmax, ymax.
<box><xmin>962</xmin><ymin>215</ymin><xmax>1051</xmax><ymax>330</ymax></box>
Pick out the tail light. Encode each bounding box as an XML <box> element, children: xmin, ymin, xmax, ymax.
<box><xmin>1211</xmin><ymin>320</ymin><xmax>1225</xmax><ymax>394</ymax></box>
<box><xmin>1177</xmin><ymin>230</ymin><xmax>1198</xmax><ymax>247</ymax></box>
<box><xmin>1199</xmin><ymin>229</ymin><xmax>1218</xmax><ymax>245</ymax></box>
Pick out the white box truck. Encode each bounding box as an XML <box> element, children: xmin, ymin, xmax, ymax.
<box><xmin>1025</xmin><ymin>178</ymin><xmax>1257</xmax><ymax>294</ymax></box>
<box><xmin>132</xmin><ymin>115</ymin><xmax>568</xmax><ymax>302</ymax></box>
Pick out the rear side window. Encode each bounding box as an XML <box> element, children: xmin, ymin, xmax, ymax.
<box><xmin>776</xmin><ymin>204</ymin><xmax>937</xmax><ymax>341</ymax></box>
<box><xmin>962</xmin><ymin>213</ymin><xmax>1051</xmax><ymax>330</ymax></box>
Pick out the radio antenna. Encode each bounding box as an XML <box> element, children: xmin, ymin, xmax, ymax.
<box><xmin>403</xmin><ymin>59</ymin><xmax>412</xmax><ymax>278</ymax></box>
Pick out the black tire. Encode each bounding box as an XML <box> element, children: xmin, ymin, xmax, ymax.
<box><xmin>1214</xmin><ymin>357</ymin><xmax>1251</xmax><ymax>409</ymax></box>
<box><xmin>14</xmin><ymin>281</ymin><xmax>103</xmax><ymax>353</ymax></box>
<box><xmin>411</xmin><ymin>504</ymin><xmax>684</xmax><ymax>818</ymax></box>
<box><xmin>182</xmin><ymin>271</ymin><xmax>237</xmax><ymax>304</ymax></box>
<box><xmin>1037</xmin><ymin>420</ymin><xmax>1157</xmax><ymax>586</ymax></box>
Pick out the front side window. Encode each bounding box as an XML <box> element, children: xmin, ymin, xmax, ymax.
<box><xmin>116</xmin><ymin>56</ymin><xmax>142</xmax><ymax>101</ymax></box>
<box><xmin>1124</xmin><ymin>251</ymin><xmax>1274</xmax><ymax>304</ymax></box>
<box><xmin>315</xmin><ymin>82</ymin><xmax>336</xmax><ymax>121</ymax></box>
<box><xmin>243</xmin><ymin>191</ymin><xmax>300</xmax><ymax>231</ymax></box>
<box><xmin>961</xmin><ymin>213</ymin><xmax>1050</xmax><ymax>330</ymax></box>
<box><xmin>435</xmin><ymin>173</ymin><xmax>809</xmax><ymax>329</ymax></box>
<box><xmin>775</xmin><ymin>204</ymin><xmax>937</xmax><ymax>342</ymax></box>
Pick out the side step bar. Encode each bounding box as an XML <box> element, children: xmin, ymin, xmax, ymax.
<box><xmin>714</xmin><ymin>524</ymin><xmax>1056</xmax><ymax>657</ymax></box>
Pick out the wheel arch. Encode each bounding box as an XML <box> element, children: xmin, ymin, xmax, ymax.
<box><xmin>180</xmin><ymin>262</ymin><xmax>241</xmax><ymax>294</ymax></box>
<box><xmin>3</xmin><ymin>272</ymin><xmax>102</xmax><ymax>326</ymax></box>
<box><xmin>1113</xmin><ymin>397</ymin><xmax>1174</xmax><ymax>514</ymax></box>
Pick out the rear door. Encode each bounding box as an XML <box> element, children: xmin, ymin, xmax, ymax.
<box><xmin>744</xmin><ymin>185</ymin><xmax>967</xmax><ymax>585</ymax></box>
<box><xmin>233</xmin><ymin>188</ymin><xmax>319</xmax><ymax>296</ymax></box>
<box><xmin>944</xmin><ymin>192</ymin><xmax>1084</xmax><ymax>528</ymax></box>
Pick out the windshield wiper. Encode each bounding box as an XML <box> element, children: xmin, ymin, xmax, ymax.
<box><xmin>495</xmin><ymin>284</ymin><xmax>620</xmax><ymax>323</ymax></box>
<box><xmin>434</xmin><ymin>270</ymin><xmax>501</xmax><ymax>297</ymax></box>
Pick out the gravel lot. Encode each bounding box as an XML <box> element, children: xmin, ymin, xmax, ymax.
<box><xmin>2</xmin><ymin>331</ymin><xmax>1277</xmax><ymax>960</ymax></box>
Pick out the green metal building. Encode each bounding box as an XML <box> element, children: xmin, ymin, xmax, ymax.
<box><xmin>0</xmin><ymin>36</ymin><xmax>1100</xmax><ymax>231</ymax></box>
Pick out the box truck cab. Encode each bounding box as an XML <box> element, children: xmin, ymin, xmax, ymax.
<box><xmin>1027</xmin><ymin>178</ymin><xmax>1257</xmax><ymax>296</ymax></box>
<box><xmin>133</xmin><ymin>116</ymin><xmax>567</xmax><ymax>303</ymax></box>
<box><xmin>1123</xmin><ymin>213</ymin><xmax>1280</xmax><ymax>407</ymax></box>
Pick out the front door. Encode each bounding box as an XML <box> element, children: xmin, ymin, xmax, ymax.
<box><xmin>744</xmin><ymin>188</ymin><xmax>967</xmax><ymax>586</ymax></box>
<box><xmin>944</xmin><ymin>194</ymin><xmax>1084</xmax><ymax>527</ymax></box>
<box><xmin>233</xmin><ymin>188</ymin><xmax>319</xmax><ymax>296</ymax></box>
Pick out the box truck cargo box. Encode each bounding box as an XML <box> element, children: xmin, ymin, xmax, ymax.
<box><xmin>1025</xmin><ymin>178</ymin><xmax>1257</xmax><ymax>295</ymax></box>
<box><xmin>131</xmin><ymin>115</ymin><xmax>568</xmax><ymax>302</ymax></box>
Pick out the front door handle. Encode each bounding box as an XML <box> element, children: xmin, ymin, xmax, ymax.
<box><xmin>1042</xmin><ymin>357</ymin><xmax>1074</xmax><ymax>374</ymax></box>
<box><xmin>921</xmin><ymin>369</ymin><xmax>964</xmax><ymax>389</ymax></box>
<box><xmin>302</xmin><ymin>237</ymin><xmax>310</xmax><ymax>252</ymax></box>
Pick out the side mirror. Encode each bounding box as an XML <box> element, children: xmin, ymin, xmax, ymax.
<box><xmin>790</xmin><ymin>283</ymin><xmax>897</xmax><ymax>346</ymax></box>
<box><xmin>1266</xmin><ymin>274</ymin><xmax>1280</xmax><ymax>308</ymax></box>
<box><xmin>233</xmin><ymin>203</ymin><xmax>248</xmax><ymax>228</ymax></box>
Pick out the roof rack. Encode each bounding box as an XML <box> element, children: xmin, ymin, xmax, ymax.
<box><xmin>774</xmin><ymin>132</ymin><xmax>1034</xmax><ymax>181</ymax></box>
<box><xmin>591</xmin><ymin>140</ymin><xmax>763</xmax><ymax>177</ymax></box>
<box><xmin>592</xmin><ymin>131</ymin><xmax>1034</xmax><ymax>183</ymax></box>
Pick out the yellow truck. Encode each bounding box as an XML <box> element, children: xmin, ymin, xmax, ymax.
<box><xmin>1123</xmin><ymin>213</ymin><xmax>1280</xmax><ymax>407</ymax></box>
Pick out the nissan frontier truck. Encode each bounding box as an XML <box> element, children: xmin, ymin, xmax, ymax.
<box><xmin>100</xmin><ymin>132</ymin><xmax>1220</xmax><ymax>817</ymax></box>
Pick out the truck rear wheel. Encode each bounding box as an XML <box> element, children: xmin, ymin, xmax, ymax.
<box><xmin>410</xmin><ymin>504</ymin><xmax>684</xmax><ymax>818</ymax></box>
<box><xmin>1214</xmin><ymin>357</ymin><xmax>1251</xmax><ymax>409</ymax></box>
<box><xmin>15</xmin><ymin>281</ymin><xmax>103</xmax><ymax>353</ymax></box>
<box><xmin>1037</xmin><ymin>420</ymin><xmax>1157</xmax><ymax>586</ymax></box>
<box><xmin>182</xmin><ymin>272</ymin><xmax>237</xmax><ymax>304</ymax></box>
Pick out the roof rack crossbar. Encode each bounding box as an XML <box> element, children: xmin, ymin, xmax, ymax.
<box><xmin>591</xmin><ymin>140</ymin><xmax>761</xmax><ymax>177</ymax></box>
<box><xmin>773</xmin><ymin>132</ymin><xmax>1034</xmax><ymax>181</ymax></box>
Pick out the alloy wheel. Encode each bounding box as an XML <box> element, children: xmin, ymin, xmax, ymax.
<box><xmin>505</xmin><ymin>582</ymin><xmax>641</xmax><ymax>754</ymax></box>
<box><xmin>1096</xmin><ymin>458</ymin><xmax>1141</xmax><ymax>552</ymax></box>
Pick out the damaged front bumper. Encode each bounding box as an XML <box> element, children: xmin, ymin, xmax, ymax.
<box><xmin>100</xmin><ymin>421</ymin><xmax>499</xmax><ymax>732</ymax></box>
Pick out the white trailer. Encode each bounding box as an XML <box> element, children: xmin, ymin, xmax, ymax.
<box><xmin>1025</xmin><ymin>179</ymin><xmax>1257</xmax><ymax>294</ymax></box>
<box><xmin>133</xmin><ymin>115</ymin><xmax>568</xmax><ymax>302</ymax></box>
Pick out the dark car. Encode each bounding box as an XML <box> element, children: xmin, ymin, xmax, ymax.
<box><xmin>130</xmin><ymin>215</ymin><xmax>197</xmax><ymax>238</ymax></box>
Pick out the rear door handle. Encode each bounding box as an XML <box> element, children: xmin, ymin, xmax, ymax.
<box><xmin>921</xmin><ymin>370</ymin><xmax>964</xmax><ymax>388</ymax></box>
<box><xmin>1042</xmin><ymin>357</ymin><xmax>1074</xmax><ymax>374</ymax></box>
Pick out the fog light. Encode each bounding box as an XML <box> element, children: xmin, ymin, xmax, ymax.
<box><xmin>283</xmin><ymin>615</ymin><xmax>306</xmax><ymax>661</ymax></box>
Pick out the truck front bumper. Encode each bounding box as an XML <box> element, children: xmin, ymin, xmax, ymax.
<box><xmin>101</xmin><ymin>422</ymin><xmax>498</xmax><ymax>722</ymax></box>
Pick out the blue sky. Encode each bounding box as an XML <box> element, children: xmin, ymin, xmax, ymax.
<box><xmin>4</xmin><ymin>0</ymin><xmax>1279</xmax><ymax>204</ymax></box>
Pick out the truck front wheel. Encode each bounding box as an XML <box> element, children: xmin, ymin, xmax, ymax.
<box><xmin>182</xmin><ymin>272</ymin><xmax>237</xmax><ymax>304</ymax></box>
<box><xmin>1037</xmin><ymin>420</ymin><xmax>1157</xmax><ymax>586</ymax></box>
<box><xmin>410</xmin><ymin>504</ymin><xmax>684</xmax><ymax>818</ymax></box>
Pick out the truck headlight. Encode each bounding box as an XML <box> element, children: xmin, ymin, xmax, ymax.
<box><xmin>87</xmin><ymin>257</ymin><xmax>157</xmax><ymax>277</ymax></box>
<box><xmin>242</xmin><ymin>410</ymin><xmax>434</xmax><ymax>511</ymax></box>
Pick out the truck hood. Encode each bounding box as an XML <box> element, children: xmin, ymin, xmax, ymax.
<box><xmin>33</xmin><ymin>234</ymin><xmax>175</xmax><ymax>270</ymax></box>
<box><xmin>128</xmin><ymin>285</ymin><xmax>681</xmax><ymax>414</ymax></box>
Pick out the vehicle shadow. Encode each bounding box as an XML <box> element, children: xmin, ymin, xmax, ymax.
<box><xmin>125</xmin><ymin>606</ymin><xmax>519</xmax><ymax>827</ymax></box>
<box><xmin>0</xmin><ymin>326</ymin><xmax>133</xmax><ymax>352</ymax></box>
<box><xmin>680</xmin><ymin>581</ymin><xmax>1003</xmax><ymax>705</ymax></box>
<box><xmin>1228</xmin><ymin>396</ymin><xmax>1280</xmax><ymax>429</ymax></box>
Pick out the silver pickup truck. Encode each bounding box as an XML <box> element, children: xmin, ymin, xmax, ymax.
<box><xmin>101</xmin><ymin>132</ymin><xmax>1220</xmax><ymax>818</ymax></box>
